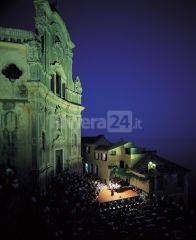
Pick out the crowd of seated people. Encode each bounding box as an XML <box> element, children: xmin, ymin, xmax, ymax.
<box><xmin>99</xmin><ymin>196</ymin><xmax>194</xmax><ymax>239</ymax></box>
<box><xmin>0</xmin><ymin>165</ymin><xmax>195</xmax><ymax>240</ymax></box>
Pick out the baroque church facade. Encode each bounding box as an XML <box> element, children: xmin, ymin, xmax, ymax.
<box><xmin>0</xmin><ymin>0</ymin><xmax>84</xmax><ymax>186</ymax></box>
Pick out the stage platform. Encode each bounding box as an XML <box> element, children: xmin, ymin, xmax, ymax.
<box><xmin>98</xmin><ymin>187</ymin><xmax>138</xmax><ymax>203</ymax></box>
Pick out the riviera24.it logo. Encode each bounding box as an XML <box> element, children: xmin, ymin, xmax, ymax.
<box><xmin>82</xmin><ymin>110</ymin><xmax>142</xmax><ymax>133</ymax></box>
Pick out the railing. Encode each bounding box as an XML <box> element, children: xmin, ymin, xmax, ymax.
<box><xmin>0</xmin><ymin>27</ymin><xmax>35</xmax><ymax>42</ymax></box>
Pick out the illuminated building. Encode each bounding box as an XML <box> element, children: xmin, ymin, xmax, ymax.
<box><xmin>82</xmin><ymin>135</ymin><xmax>189</xmax><ymax>204</ymax></box>
<box><xmin>0</xmin><ymin>0</ymin><xmax>84</xmax><ymax>186</ymax></box>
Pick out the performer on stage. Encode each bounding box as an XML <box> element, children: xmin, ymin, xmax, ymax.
<box><xmin>111</xmin><ymin>188</ymin><xmax>114</xmax><ymax>196</ymax></box>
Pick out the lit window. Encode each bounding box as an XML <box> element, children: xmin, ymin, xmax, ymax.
<box><xmin>86</xmin><ymin>146</ymin><xmax>90</xmax><ymax>154</ymax></box>
<box><xmin>102</xmin><ymin>153</ymin><xmax>107</xmax><ymax>161</ymax></box>
<box><xmin>95</xmin><ymin>152</ymin><xmax>99</xmax><ymax>160</ymax></box>
<box><xmin>85</xmin><ymin>163</ymin><xmax>88</xmax><ymax>173</ymax></box>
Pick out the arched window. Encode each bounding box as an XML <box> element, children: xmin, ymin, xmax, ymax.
<box><xmin>62</xmin><ymin>83</ymin><xmax>66</xmax><ymax>99</ymax></box>
<box><xmin>50</xmin><ymin>74</ymin><xmax>55</xmax><ymax>93</ymax></box>
<box><xmin>42</xmin><ymin>131</ymin><xmax>45</xmax><ymax>151</ymax></box>
<box><xmin>41</xmin><ymin>36</ymin><xmax>44</xmax><ymax>53</ymax></box>
<box><xmin>56</xmin><ymin>74</ymin><xmax>61</xmax><ymax>97</ymax></box>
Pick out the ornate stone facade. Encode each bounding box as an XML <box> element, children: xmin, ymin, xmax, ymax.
<box><xmin>0</xmin><ymin>0</ymin><xmax>84</xmax><ymax>187</ymax></box>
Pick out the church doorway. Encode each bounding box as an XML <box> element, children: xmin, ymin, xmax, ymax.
<box><xmin>55</xmin><ymin>149</ymin><xmax>63</xmax><ymax>174</ymax></box>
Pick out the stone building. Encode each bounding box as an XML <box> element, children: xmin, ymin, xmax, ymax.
<box><xmin>82</xmin><ymin>135</ymin><xmax>189</xmax><ymax>204</ymax></box>
<box><xmin>0</xmin><ymin>0</ymin><xmax>84</xmax><ymax>186</ymax></box>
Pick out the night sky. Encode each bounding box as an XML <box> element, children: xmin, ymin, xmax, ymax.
<box><xmin>0</xmin><ymin>0</ymin><xmax>196</xmax><ymax>192</ymax></box>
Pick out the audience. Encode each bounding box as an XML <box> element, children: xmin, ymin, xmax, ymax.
<box><xmin>0</xmin><ymin>165</ymin><xmax>195</xmax><ymax>240</ymax></box>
